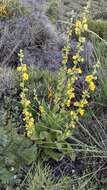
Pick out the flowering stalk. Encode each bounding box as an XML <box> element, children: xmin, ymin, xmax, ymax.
<box><xmin>17</xmin><ymin>49</ymin><xmax>35</xmax><ymax>138</ymax></box>
<box><xmin>55</xmin><ymin>19</ymin><xmax>73</xmax><ymax>107</ymax></box>
<box><xmin>60</xmin><ymin>5</ymin><xmax>99</xmax><ymax>135</ymax></box>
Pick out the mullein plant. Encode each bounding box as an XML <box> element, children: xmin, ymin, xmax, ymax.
<box><xmin>17</xmin><ymin>50</ymin><xmax>35</xmax><ymax>138</ymax></box>
<box><xmin>55</xmin><ymin>2</ymin><xmax>99</xmax><ymax>136</ymax></box>
<box><xmin>16</xmin><ymin>1</ymin><xmax>99</xmax><ymax>157</ymax></box>
<box><xmin>17</xmin><ymin>50</ymin><xmax>45</xmax><ymax>139</ymax></box>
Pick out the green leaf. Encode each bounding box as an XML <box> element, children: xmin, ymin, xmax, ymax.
<box><xmin>44</xmin><ymin>149</ymin><xmax>62</xmax><ymax>161</ymax></box>
<box><xmin>0</xmin><ymin>167</ymin><xmax>12</xmax><ymax>184</ymax></box>
<box><xmin>40</xmin><ymin>131</ymin><xmax>49</xmax><ymax>140</ymax></box>
<box><xmin>18</xmin><ymin>144</ymin><xmax>37</xmax><ymax>164</ymax></box>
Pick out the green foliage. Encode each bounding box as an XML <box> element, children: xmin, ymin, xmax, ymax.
<box><xmin>32</xmin><ymin>104</ymin><xmax>74</xmax><ymax>161</ymax></box>
<box><xmin>0</xmin><ymin>107</ymin><xmax>37</xmax><ymax>185</ymax></box>
<box><xmin>46</xmin><ymin>0</ymin><xmax>59</xmax><ymax>22</ymax></box>
<box><xmin>93</xmin><ymin>73</ymin><xmax>107</xmax><ymax>113</ymax></box>
<box><xmin>28</xmin><ymin>66</ymin><xmax>57</xmax><ymax>101</ymax></box>
<box><xmin>88</xmin><ymin>20</ymin><xmax>107</xmax><ymax>40</ymax></box>
<box><xmin>27</xmin><ymin>164</ymin><xmax>55</xmax><ymax>190</ymax></box>
<box><xmin>27</xmin><ymin>160</ymin><xmax>106</xmax><ymax>190</ymax></box>
<box><xmin>27</xmin><ymin>164</ymin><xmax>71</xmax><ymax>190</ymax></box>
<box><xmin>89</xmin><ymin>36</ymin><xmax>107</xmax><ymax>114</ymax></box>
<box><xmin>24</xmin><ymin>66</ymin><xmax>74</xmax><ymax>161</ymax></box>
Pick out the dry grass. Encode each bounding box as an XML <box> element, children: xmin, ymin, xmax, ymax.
<box><xmin>0</xmin><ymin>66</ymin><xmax>17</xmax><ymax>98</ymax></box>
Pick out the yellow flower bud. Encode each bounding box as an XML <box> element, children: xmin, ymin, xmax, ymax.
<box><xmin>85</xmin><ymin>75</ymin><xmax>94</xmax><ymax>82</ymax></box>
<box><xmin>23</xmin><ymin>64</ymin><xmax>27</xmax><ymax>72</ymax></box>
<box><xmin>75</xmin><ymin>20</ymin><xmax>82</xmax><ymax>29</ymax></box>
<box><xmin>22</xmin><ymin>73</ymin><xmax>29</xmax><ymax>80</ymax></box>
<box><xmin>66</xmin><ymin>100</ymin><xmax>71</xmax><ymax>107</ymax></box>
<box><xmin>89</xmin><ymin>82</ymin><xmax>96</xmax><ymax>91</ymax></box>
<box><xmin>78</xmin><ymin>108</ymin><xmax>85</xmax><ymax>116</ymax></box>
<box><xmin>67</xmin><ymin>68</ymin><xmax>72</xmax><ymax>74</ymax></box>
<box><xmin>17</xmin><ymin>66</ymin><xmax>22</xmax><ymax>72</ymax></box>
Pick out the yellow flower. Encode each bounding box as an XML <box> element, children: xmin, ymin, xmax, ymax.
<box><xmin>78</xmin><ymin>108</ymin><xmax>85</xmax><ymax>116</ymax></box>
<box><xmin>27</xmin><ymin>130</ymin><xmax>32</xmax><ymax>137</ymax></box>
<box><xmin>74</xmin><ymin>101</ymin><xmax>79</xmax><ymax>107</ymax></box>
<box><xmin>74</xmin><ymin>100</ymin><xmax>88</xmax><ymax>108</ymax></box>
<box><xmin>76</xmin><ymin>68</ymin><xmax>82</xmax><ymax>74</ymax></box>
<box><xmin>82</xmin><ymin>99</ymin><xmax>88</xmax><ymax>106</ymax></box>
<box><xmin>66</xmin><ymin>100</ymin><xmax>71</xmax><ymax>107</ymax></box>
<box><xmin>17</xmin><ymin>66</ymin><xmax>22</xmax><ymax>72</ymax></box>
<box><xmin>73</xmin><ymin>54</ymin><xmax>80</xmax><ymax>60</ymax></box>
<box><xmin>67</xmin><ymin>68</ymin><xmax>72</xmax><ymax>74</ymax></box>
<box><xmin>28</xmin><ymin>121</ymin><xmax>34</xmax><ymax>128</ymax></box>
<box><xmin>23</xmin><ymin>64</ymin><xmax>27</xmax><ymax>72</ymax></box>
<box><xmin>80</xmin><ymin>100</ymin><xmax>88</xmax><ymax>107</ymax></box>
<box><xmin>89</xmin><ymin>81</ymin><xmax>96</xmax><ymax>91</ymax></box>
<box><xmin>25</xmin><ymin>100</ymin><xmax>31</xmax><ymax>107</ymax></box>
<box><xmin>85</xmin><ymin>75</ymin><xmax>93</xmax><ymax>82</ymax></box>
<box><xmin>22</xmin><ymin>73</ymin><xmax>29</xmax><ymax>80</ymax></box>
<box><xmin>39</xmin><ymin>106</ymin><xmax>45</xmax><ymax>114</ymax></box>
<box><xmin>70</xmin><ymin>111</ymin><xmax>78</xmax><ymax>121</ymax></box>
<box><xmin>67</xmin><ymin>89</ymin><xmax>75</xmax><ymax>99</ymax></box>
<box><xmin>69</xmin><ymin>93</ymin><xmax>75</xmax><ymax>99</ymax></box>
<box><xmin>75</xmin><ymin>20</ymin><xmax>82</xmax><ymax>29</ymax></box>
<box><xmin>23</xmin><ymin>111</ymin><xmax>30</xmax><ymax>116</ymax></box>
<box><xmin>70</xmin><ymin>111</ymin><xmax>75</xmax><ymax>116</ymax></box>
<box><xmin>67</xmin><ymin>89</ymin><xmax>72</xmax><ymax>95</ymax></box>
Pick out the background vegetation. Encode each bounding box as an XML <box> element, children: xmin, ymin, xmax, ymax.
<box><xmin>0</xmin><ymin>0</ymin><xmax>107</xmax><ymax>190</ymax></box>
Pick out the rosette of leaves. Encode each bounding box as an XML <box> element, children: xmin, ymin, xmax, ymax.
<box><xmin>23</xmin><ymin>67</ymin><xmax>75</xmax><ymax>161</ymax></box>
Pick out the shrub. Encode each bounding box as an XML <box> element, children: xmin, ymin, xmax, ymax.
<box><xmin>0</xmin><ymin>8</ymin><xmax>62</xmax><ymax>70</ymax></box>
<box><xmin>0</xmin><ymin>67</ymin><xmax>17</xmax><ymax>98</ymax></box>
<box><xmin>0</xmin><ymin>0</ymin><xmax>26</xmax><ymax>18</ymax></box>
<box><xmin>46</xmin><ymin>0</ymin><xmax>64</xmax><ymax>22</ymax></box>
